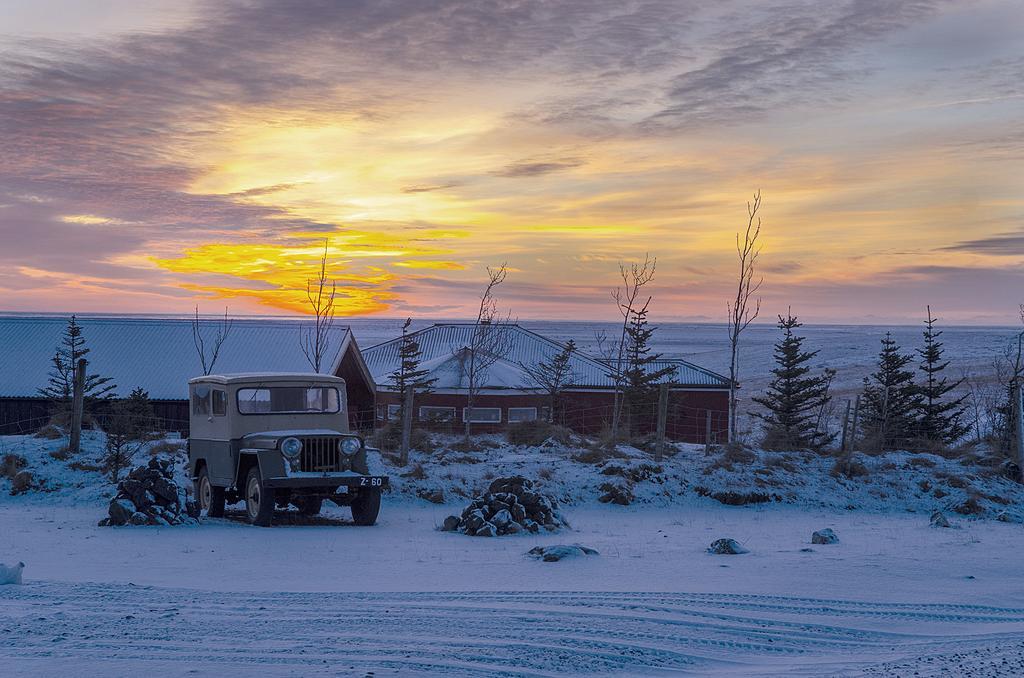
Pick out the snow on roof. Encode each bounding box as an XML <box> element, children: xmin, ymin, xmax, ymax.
<box><xmin>190</xmin><ymin>373</ymin><xmax>346</xmax><ymax>385</ymax></box>
<box><xmin>0</xmin><ymin>317</ymin><xmax>355</xmax><ymax>400</ymax></box>
<box><xmin>363</xmin><ymin>323</ymin><xmax>618</xmax><ymax>390</ymax></box>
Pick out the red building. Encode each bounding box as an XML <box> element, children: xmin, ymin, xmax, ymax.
<box><xmin>363</xmin><ymin>323</ymin><xmax>732</xmax><ymax>444</ymax></box>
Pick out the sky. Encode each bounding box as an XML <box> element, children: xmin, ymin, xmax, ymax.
<box><xmin>0</xmin><ymin>0</ymin><xmax>1021</xmax><ymax>325</ymax></box>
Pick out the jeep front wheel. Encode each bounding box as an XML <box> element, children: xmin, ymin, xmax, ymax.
<box><xmin>197</xmin><ymin>466</ymin><xmax>225</xmax><ymax>518</ymax></box>
<box><xmin>244</xmin><ymin>467</ymin><xmax>274</xmax><ymax>527</ymax></box>
<box><xmin>351</xmin><ymin>488</ymin><xmax>381</xmax><ymax>526</ymax></box>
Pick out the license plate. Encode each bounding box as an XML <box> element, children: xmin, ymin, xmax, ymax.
<box><xmin>359</xmin><ymin>476</ymin><xmax>385</xmax><ymax>487</ymax></box>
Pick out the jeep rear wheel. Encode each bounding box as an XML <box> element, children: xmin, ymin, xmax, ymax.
<box><xmin>244</xmin><ymin>467</ymin><xmax>274</xmax><ymax>527</ymax></box>
<box><xmin>351</xmin><ymin>488</ymin><xmax>381</xmax><ymax>526</ymax></box>
<box><xmin>196</xmin><ymin>466</ymin><xmax>225</xmax><ymax>518</ymax></box>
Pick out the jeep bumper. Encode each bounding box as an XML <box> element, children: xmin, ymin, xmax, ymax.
<box><xmin>262</xmin><ymin>475</ymin><xmax>389</xmax><ymax>489</ymax></box>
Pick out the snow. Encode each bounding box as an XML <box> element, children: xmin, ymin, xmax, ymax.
<box><xmin>4</xmin><ymin>430</ymin><xmax>1024</xmax><ymax>675</ymax></box>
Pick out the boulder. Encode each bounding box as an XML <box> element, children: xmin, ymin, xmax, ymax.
<box><xmin>491</xmin><ymin>509</ymin><xmax>513</xmax><ymax>528</ymax></box>
<box><xmin>441</xmin><ymin>515</ymin><xmax>461</xmax><ymax>532</ymax></box>
<box><xmin>527</xmin><ymin>544</ymin><xmax>599</xmax><ymax>562</ymax></box>
<box><xmin>930</xmin><ymin>511</ymin><xmax>951</xmax><ymax>528</ymax></box>
<box><xmin>475</xmin><ymin>522</ymin><xmax>497</xmax><ymax>537</ymax></box>
<box><xmin>811</xmin><ymin>528</ymin><xmax>839</xmax><ymax>545</ymax></box>
<box><xmin>708</xmin><ymin>538</ymin><xmax>749</xmax><ymax>555</ymax></box>
<box><xmin>108</xmin><ymin>498</ymin><xmax>137</xmax><ymax>526</ymax></box>
<box><xmin>10</xmin><ymin>470</ymin><xmax>35</xmax><ymax>495</ymax></box>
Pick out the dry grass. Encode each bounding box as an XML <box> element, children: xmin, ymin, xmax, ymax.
<box><xmin>148</xmin><ymin>440</ymin><xmax>185</xmax><ymax>457</ymax></box>
<box><xmin>2</xmin><ymin>453</ymin><xmax>27</xmax><ymax>479</ymax></box>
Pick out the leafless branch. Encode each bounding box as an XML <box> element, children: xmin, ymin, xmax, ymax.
<box><xmin>192</xmin><ymin>306</ymin><xmax>233</xmax><ymax>376</ymax></box>
<box><xmin>726</xmin><ymin>190</ymin><xmax>764</xmax><ymax>441</ymax></box>
<box><xmin>300</xmin><ymin>239</ymin><xmax>337</xmax><ymax>373</ymax></box>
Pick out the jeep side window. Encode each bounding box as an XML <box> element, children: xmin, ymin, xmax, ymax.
<box><xmin>192</xmin><ymin>385</ymin><xmax>211</xmax><ymax>416</ymax></box>
<box><xmin>211</xmin><ymin>389</ymin><xmax>227</xmax><ymax>416</ymax></box>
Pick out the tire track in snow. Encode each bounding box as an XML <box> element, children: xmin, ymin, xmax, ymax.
<box><xmin>3</xmin><ymin>583</ymin><xmax>1024</xmax><ymax>676</ymax></box>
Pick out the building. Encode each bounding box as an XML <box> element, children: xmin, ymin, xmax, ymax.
<box><xmin>0</xmin><ymin>316</ymin><xmax>376</xmax><ymax>435</ymax></box>
<box><xmin>362</xmin><ymin>323</ymin><xmax>732</xmax><ymax>443</ymax></box>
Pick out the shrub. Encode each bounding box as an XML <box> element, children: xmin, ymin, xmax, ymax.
<box><xmin>148</xmin><ymin>440</ymin><xmax>186</xmax><ymax>457</ymax></box>
<box><xmin>908</xmin><ymin>456</ymin><xmax>936</xmax><ymax>469</ymax></box>
<box><xmin>505</xmin><ymin>421</ymin><xmax>572</xmax><ymax>447</ymax></box>
<box><xmin>538</xmin><ymin>467</ymin><xmax>554</xmax><ymax>481</ymax></box>
<box><xmin>722</xmin><ymin>443</ymin><xmax>756</xmax><ymax>465</ymax></box>
<box><xmin>954</xmin><ymin>493</ymin><xmax>984</xmax><ymax>516</ymax></box>
<box><xmin>764</xmin><ymin>454</ymin><xmax>797</xmax><ymax>473</ymax></box>
<box><xmin>33</xmin><ymin>424</ymin><xmax>64</xmax><ymax>440</ymax></box>
<box><xmin>68</xmin><ymin>460</ymin><xmax>102</xmax><ymax>473</ymax></box>
<box><xmin>401</xmin><ymin>463</ymin><xmax>428</xmax><ymax>480</ymax></box>
<box><xmin>49</xmin><ymin>446</ymin><xmax>73</xmax><ymax>461</ymax></box>
<box><xmin>571</xmin><ymin>446</ymin><xmax>629</xmax><ymax>465</ymax></box>
<box><xmin>830</xmin><ymin>456</ymin><xmax>869</xmax><ymax>479</ymax></box>
<box><xmin>695</xmin><ymin>486</ymin><xmax>775</xmax><ymax>505</ymax></box>
<box><xmin>370</xmin><ymin>421</ymin><xmax>435</xmax><ymax>455</ymax></box>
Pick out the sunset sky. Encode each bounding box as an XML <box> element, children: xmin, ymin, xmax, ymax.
<box><xmin>1</xmin><ymin>0</ymin><xmax>1021</xmax><ymax>324</ymax></box>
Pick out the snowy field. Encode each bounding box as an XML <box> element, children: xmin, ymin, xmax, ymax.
<box><xmin>4</xmin><ymin>432</ymin><xmax>1024</xmax><ymax>676</ymax></box>
<box><xmin>4</xmin><ymin>501</ymin><xmax>1024</xmax><ymax>676</ymax></box>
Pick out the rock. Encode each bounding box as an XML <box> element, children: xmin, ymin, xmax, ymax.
<box><xmin>598</xmin><ymin>480</ymin><xmax>634</xmax><ymax>506</ymax></box>
<box><xmin>441</xmin><ymin>515</ymin><xmax>461</xmax><ymax>532</ymax></box>
<box><xmin>491</xmin><ymin>509</ymin><xmax>513</xmax><ymax>527</ymax></box>
<box><xmin>474</xmin><ymin>522</ymin><xmax>497</xmax><ymax>537</ymax></box>
<box><xmin>108</xmin><ymin>498</ymin><xmax>137</xmax><ymax>526</ymax></box>
<box><xmin>527</xmin><ymin>545</ymin><xmax>599</xmax><ymax>562</ymax></box>
<box><xmin>129</xmin><ymin>512</ymin><xmax>149</xmax><ymax>526</ymax></box>
<box><xmin>930</xmin><ymin>511</ymin><xmax>951</xmax><ymax>528</ymax></box>
<box><xmin>416</xmin><ymin>488</ymin><xmax>445</xmax><ymax>504</ymax></box>
<box><xmin>10</xmin><ymin>470</ymin><xmax>35</xmax><ymax>495</ymax></box>
<box><xmin>151</xmin><ymin>478</ymin><xmax>178</xmax><ymax>503</ymax></box>
<box><xmin>811</xmin><ymin>528</ymin><xmax>839</xmax><ymax>545</ymax></box>
<box><xmin>708</xmin><ymin>538</ymin><xmax>749</xmax><ymax>555</ymax></box>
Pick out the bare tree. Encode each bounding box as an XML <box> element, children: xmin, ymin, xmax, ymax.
<box><xmin>519</xmin><ymin>339</ymin><xmax>578</xmax><ymax>424</ymax></box>
<box><xmin>461</xmin><ymin>263</ymin><xmax>514</xmax><ymax>442</ymax></box>
<box><xmin>300</xmin><ymin>239</ymin><xmax>337</xmax><ymax>373</ymax></box>
<box><xmin>726</xmin><ymin>190</ymin><xmax>763</xmax><ymax>442</ymax></box>
<box><xmin>608</xmin><ymin>255</ymin><xmax>657</xmax><ymax>443</ymax></box>
<box><xmin>192</xmin><ymin>306</ymin><xmax>233</xmax><ymax>376</ymax></box>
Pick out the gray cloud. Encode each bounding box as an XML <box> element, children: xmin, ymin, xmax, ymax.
<box><xmin>492</xmin><ymin>158</ymin><xmax>584</xmax><ymax>178</ymax></box>
<box><xmin>942</xmin><ymin>230</ymin><xmax>1024</xmax><ymax>255</ymax></box>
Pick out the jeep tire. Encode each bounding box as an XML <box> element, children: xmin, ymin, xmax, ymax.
<box><xmin>197</xmin><ymin>466</ymin><xmax>225</xmax><ymax>518</ymax></box>
<box><xmin>351</xmin><ymin>488</ymin><xmax>381</xmax><ymax>526</ymax></box>
<box><xmin>244</xmin><ymin>466</ymin><xmax>274</xmax><ymax>527</ymax></box>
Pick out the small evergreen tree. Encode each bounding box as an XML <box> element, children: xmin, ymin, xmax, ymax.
<box><xmin>752</xmin><ymin>311</ymin><xmax>836</xmax><ymax>450</ymax></box>
<box><xmin>915</xmin><ymin>307</ymin><xmax>968</xmax><ymax>447</ymax></box>
<box><xmin>388</xmin><ymin>318</ymin><xmax>436</xmax><ymax>420</ymax></box>
<box><xmin>621</xmin><ymin>300</ymin><xmax>674</xmax><ymax>435</ymax></box>
<box><xmin>521</xmin><ymin>339</ymin><xmax>578</xmax><ymax>423</ymax></box>
<box><xmin>860</xmin><ymin>332</ymin><xmax>921</xmax><ymax>451</ymax></box>
<box><xmin>102</xmin><ymin>388</ymin><xmax>155</xmax><ymax>483</ymax></box>
<box><xmin>37</xmin><ymin>316</ymin><xmax>116</xmax><ymax>424</ymax></box>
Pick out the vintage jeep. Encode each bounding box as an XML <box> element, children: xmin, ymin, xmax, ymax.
<box><xmin>187</xmin><ymin>373</ymin><xmax>388</xmax><ymax>526</ymax></box>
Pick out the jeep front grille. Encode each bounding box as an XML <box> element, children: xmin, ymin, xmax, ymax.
<box><xmin>297</xmin><ymin>437</ymin><xmax>344</xmax><ymax>473</ymax></box>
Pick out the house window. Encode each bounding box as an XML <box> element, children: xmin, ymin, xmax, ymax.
<box><xmin>211</xmin><ymin>389</ymin><xmax>227</xmax><ymax>416</ymax></box>
<box><xmin>463</xmin><ymin>407</ymin><xmax>501</xmax><ymax>423</ymax></box>
<box><xmin>386</xmin><ymin>404</ymin><xmax>402</xmax><ymax>421</ymax></box>
<box><xmin>192</xmin><ymin>385</ymin><xmax>211</xmax><ymax>416</ymax></box>
<box><xmin>419</xmin><ymin>406</ymin><xmax>456</xmax><ymax>423</ymax></box>
<box><xmin>508</xmin><ymin>407</ymin><xmax>538</xmax><ymax>422</ymax></box>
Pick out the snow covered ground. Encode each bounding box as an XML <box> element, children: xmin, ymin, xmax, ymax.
<box><xmin>4</xmin><ymin>431</ymin><xmax>1024</xmax><ymax>676</ymax></box>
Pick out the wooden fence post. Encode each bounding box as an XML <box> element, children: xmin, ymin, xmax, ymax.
<box><xmin>400</xmin><ymin>387</ymin><xmax>414</xmax><ymax>467</ymax></box>
<box><xmin>69</xmin><ymin>358</ymin><xmax>86</xmax><ymax>454</ymax></box>
<box><xmin>1013</xmin><ymin>381</ymin><xmax>1024</xmax><ymax>481</ymax></box>
<box><xmin>704</xmin><ymin>410</ymin><xmax>713</xmax><ymax>455</ymax></box>
<box><xmin>849</xmin><ymin>395</ymin><xmax>861</xmax><ymax>454</ymax></box>
<box><xmin>840</xmin><ymin>399</ymin><xmax>852</xmax><ymax>453</ymax></box>
<box><xmin>655</xmin><ymin>383</ymin><xmax>669</xmax><ymax>462</ymax></box>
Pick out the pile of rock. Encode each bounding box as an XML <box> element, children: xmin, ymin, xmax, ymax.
<box><xmin>99</xmin><ymin>458</ymin><xmax>198</xmax><ymax>527</ymax></box>
<box><xmin>441</xmin><ymin>476</ymin><xmax>567</xmax><ymax>537</ymax></box>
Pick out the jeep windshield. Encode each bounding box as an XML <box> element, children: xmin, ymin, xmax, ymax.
<box><xmin>237</xmin><ymin>386</ymin><xmax>342</xmax><ymax>415</ymax></box>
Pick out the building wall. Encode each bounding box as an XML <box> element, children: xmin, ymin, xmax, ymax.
<box><xmin>375</xmin><ymin>388</ymin><xmax>730</xmax><ymax>443</ymax></box>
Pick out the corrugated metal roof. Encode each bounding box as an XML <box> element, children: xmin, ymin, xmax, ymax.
<box><xmin>363</xmin><ymin>323</ymin><xmax>618</xmax><ymax>389</ymax></box>
<box><xmin>595</xmin><ymin>357</ymin><xmax>731</xmax><ymax>388</ymax></box>
<box><xmin>0</xmin><ymin>317</ymin><xmax>354</xmax><ymax>400</ymax></box>
<box><xmin>644</xmin><ymin>359</ymin><xmax>732</xmax><ymax>388</ymax></box>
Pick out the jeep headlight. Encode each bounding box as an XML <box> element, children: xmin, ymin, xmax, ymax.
<box><xmin>339</xmin><ymin>437</ymin><xmax>361</xmax><ymax>456</ymax></box>
<box><xmin>280</xmin><ymin>437</ymin><xmax>303</xmax><ymax>458</ymax></box>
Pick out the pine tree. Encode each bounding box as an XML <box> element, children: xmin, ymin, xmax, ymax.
<box><xmin>916</xmin><ymin>307</ymin><xmax>968</xmax><ymax>447</ymax></box>
<box><xmin>37</xmin><ymin>316</ymin><xmax>116</xmax><ymax>423</ymax></box>
<box><xmin>860</xmin><ymin>332</ymin><xmax>921</xmax><ymax>451</ymax></box>
<box><xmin>521</xmin><ymin>339</ymin><xmax>577</xmax><ymax>423</ymax></box>
<box><xmin>388</xmin><ymin>318</ymin><xmax>436</xmax><ymax>419</ymax></box>
<box><xmin>621</xmin><ymin>301</ymin><xmax>674</xmax><ymax>435</ymax></box>
<box><xmin>752</xmin><ymin>311</ymin><xmax>836</xmax><ymax>450</ymax></box>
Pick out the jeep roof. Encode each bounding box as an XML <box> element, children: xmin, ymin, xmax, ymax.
<box><xmin>189</xmin><ymin>373</ymin><xmax>346</xmax><ymax>385</ymax></box>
